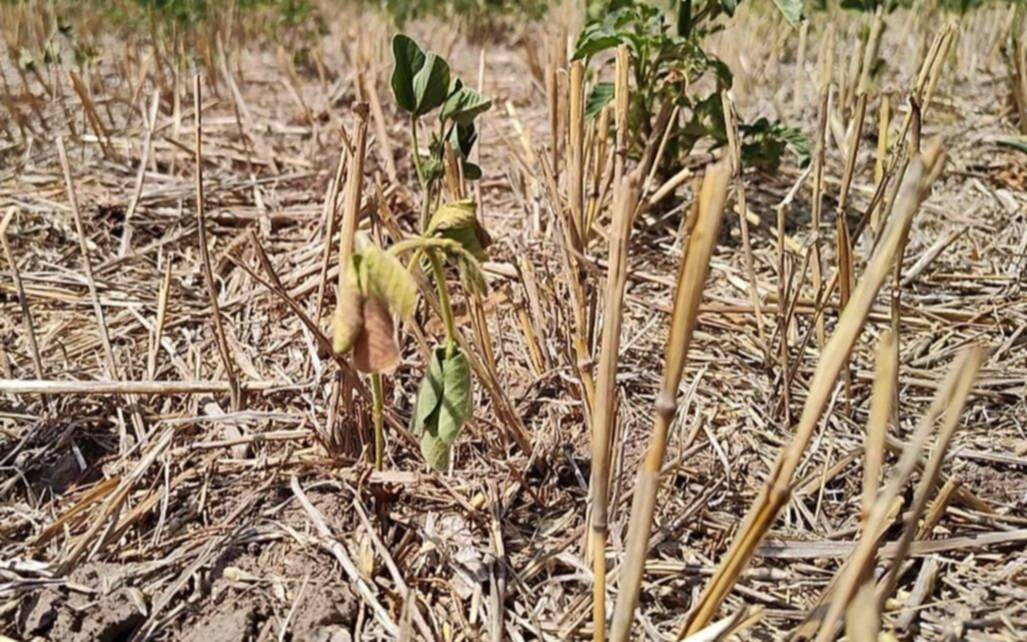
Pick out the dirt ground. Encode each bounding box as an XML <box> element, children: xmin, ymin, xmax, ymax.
<box><xmin>1</xmin><ymin>2</ymin><xmax>1026</xmax><ymax>640</ymax></box>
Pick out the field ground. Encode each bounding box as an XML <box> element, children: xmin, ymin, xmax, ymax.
<box><xmin>1</xmin><ymin>2</ymin><xmax>1026</xmax><ymax>640</ymax></box>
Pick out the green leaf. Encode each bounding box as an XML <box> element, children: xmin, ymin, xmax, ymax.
<box><xmin>573</xmin><ymin>26</ymin><xmax>622</xmax><ymax>60</ymax></box>
<box><xmin>444</xmin><ymin>226</ymin><xmax>488</xmax><ymax>262</ymax></box>
<box><xmin>442</xmin><ymin>85</ymin><xmax>492</xmax><ymax>126</ymax></box>
<box><xmin>391</xmin><ymin>34</ymin><xmax>451</xmax><ymax>116</ymax></box>
<box><xmin>461</xmin><ymin>161</ymin><xmax>482</xmax><ymax>181</ymax></box>
<box><xmin>361</xmin><ymin>244</ymin><xmax>417</xmax><ymax>320</ymax></box>
<box><xmin>391</xmin><ymin>34</ymin><xmax>424</xmax><ymax>113</ymax></box>
<box><xmin>448</xmin><ymin>122</ymin><xmax>478</xmax><ymax>158</ymax></box>
<box><xmin>412</xmin><ymin>53</ymin><xmax>451</xmax><ymax>116</ymax></box>
<box><xmin>420</xmin><ymin>430</ymin><xmax>451</xmax><ymax>470</ymax></box>
<box><xmin>416</xmin><ymin>347</ymin><xmax>473</xmax><ymax>471</ymax></box>
<box><xmin>412</xmin><ymin>348</ymin><xmax>445</xmax><ymax>435</ymax></box>
<box><xmin>585</xmin><ymin>82</ymin><xmax>615</xmax><ymax>120</ymax></box>
<box><xmin>773</xmin><ymin>0</ymin><xmax>804</xmax><ymax>26</ymax></box>
<box><xmin>437</xmin><ymin>348</ymin><xmax>472</xmax><ymax>444</ymax></box>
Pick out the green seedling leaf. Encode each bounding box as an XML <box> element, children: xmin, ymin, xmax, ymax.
<box><xmin>461</xmin><ymin>161</ymin><xmax>482</xmax><ymax>180</ymax></box>
<box><xmin>442</xmin><ymin>84</ymin><xmax>492</xmax><ymax>126</ymax></box>
<box><xmin>420</xmin><ymin>431</ymin><xmax>451</xmax><ymax>470</ymax></box>
<box><xmin>415</xmin><ymin>347</ymin><xmax>473</xmax><ymax>471</ymax></box>
<box><xmin>449</xmin><ymin>122</ymin><xmax>478</xmax><ymax>158</ymax></box>
<box><xmin>362</xmin><ymin>244</ymin><xmax>417</xmax><ymax>321</ymax></box>
<box><xmin>773</xmin><ymin>0</ymin><xmax>804</xmax><ymax>26</ymax></box>
<box><xmin>412</xmin><ymin>53</ymin><xmax>451</xmax><ymax>116</ymax></box>
<box><xmin>585</xmin><ymin>82</ymin><xmax>615</xmax><ymax>120</ymax></box>
<box><xmin>437</xmin><ymin>348</ymin><xmax>472</xmax><ymax>444</ymax></box>
<box><xmin>412</xmin><ymin>348</ymin><xmax>445</xmax><ymax>435</ymax></box>
<box><xmin>391</xmin><ymin>34</ymin><xmax>424</xmax><ymax>112</ymax></box>
<box><xmin>391</xmin><ymin>34</ymin><xmax>451</xmax><ymax>116</ymax></box>
<box><xmin>332</xmin><ymin>256</ymin><xmax>364</xmax><ymax>354</ymax></box>
<box><xmin>573</xmin><ymin>25</ymin><xmax>622</xmax><ymax>60</ymax></box>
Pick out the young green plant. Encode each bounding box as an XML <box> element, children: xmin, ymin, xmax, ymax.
<box><xmin>389</xmin><ymin>33</ymin><xmax>493</xmax><ymax>470</ymax></box>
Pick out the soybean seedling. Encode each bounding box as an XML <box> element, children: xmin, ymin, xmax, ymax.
<box><xmin>389</xmin><ymin>33</ymin><xmax>493</xmax><ymax>470</ymax></box>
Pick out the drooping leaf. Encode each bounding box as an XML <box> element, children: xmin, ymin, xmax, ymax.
<box><xmin>412</xmin><ymin>348</ymin><xmax>445</xmax><ymax>435</ymax></box>
<box><xmin>420</xmin><ymin>430</ymin><xmax>451</xmax><ymax>470</ymax></box>
<box><xmin>415</xmin><ymin>346</ymin><xmax>472</xmax><ymax>471</ymax></box>
<box><xmin>585</xmin><ymin>81</ymin><xmax>615</xmax><ymax>120</ymax></box>
<box><xmin>773</xmin><ymin>0</ymin><xmax>804</xmax><ymax>26</ymax></box>
<box><xmin>444</xmin><ymin>226</ymin><xmax>488</xmax><ymax>262</ymax></box>
<box><xmin>353</xmin><ymin>296</ymin><xmax>400</xmax><ymax>373</ymax></box>
<box><xmin>427</xmin><ymin>200</ymin><xmax>478</xmax><ymax>235</ymax></box>
<box><xmin>391</xmin><ymin>34</ymin><xmax>424</xmax><ymax>113</ymax></box>
<box><xmin>412</xmin><ymin>52</ymin><xmax>451</xmax><ymax>116</ymax></box>
<box><xmin>437</xmin><ymin>348</ymin><xmax>472</xmax><ymax>444</ymax></box>
<box><xmin>442</xmin><ymin>85</ymin><xmax>492</xmax><ymax>126</ymax></box>
<box><xmin>448</xmin><ymin>122</ymin><xmax>478</xmax><ymax>157</ymax></box>
<box><xmin>362</xmin><ymin>244</ymin><xmax>417</xmax><ymax>321</ymax></box>
<box><xmin>455</xmin><ymin>249</ymin><xmax>488</xmax><ymax>295</ymax></box>
<box><xmin>427</xmin><ymin>200</ymin><xmax>491</xmax><ymax>261</ymax></box>
<box><xmin>331</xmin><ymin>256</ymin><xmax>363</xmax><ymax>354</ymax></box>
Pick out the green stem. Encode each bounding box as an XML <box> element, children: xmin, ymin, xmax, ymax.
<box><xmin>371</xmin><ymin>373</ymin><xmax>384</xmax><ymax>470</ymax></box>
<box><xmin>410</xmin><ymin>115</ymin><xmax>425</xmax><ymax>189</ymax></box>
<box><xmin>428</xmin><ymin>250</ymin><xmax>457</xmax><ymax>358</ymax></box>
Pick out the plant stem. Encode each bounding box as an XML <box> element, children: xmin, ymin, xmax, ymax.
<box><xmin>371</xmin><ymin>373</ymin><xmax>384</xmax><ymax>470</ymax></box>
<box><xmin>428</xmin><ymin>250</ymin><xmax>457</xmax><ymax>357</ymax></box>
<box><xmin>410</xmin><ymin>114</ymin><xmax>426</xmax><ymax>189</ymax></box>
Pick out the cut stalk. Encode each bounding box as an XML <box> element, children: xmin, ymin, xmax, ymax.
<box><xmin>609</xmin><ymin>160</ymin><xmax>731</xmax><ymax>641</ymax></box>
<box><xmin>590</xmin><ymin>171</ymin><xmax>641</xmax><ymax>642</ymax></box>
<box><xmin>681</xmin><ymin>147</ymin><xmax>944</xmax><ymax>636</ymax></box>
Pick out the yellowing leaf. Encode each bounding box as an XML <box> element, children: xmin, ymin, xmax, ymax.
<box><xmin>427</xmin><ymin>200</ymin><xmax>478</xmax><ymax>235</ymax></box>
<box><xmin>362</xmin><ymin>244</ymin><xmax>416</xmax><ymax>321</ymax></box>
<box><xmin>332</xmin><ymin>257</ymin><xmax>363</xmax><ymax>354</ymax></box>
<box><xmin>354</xmin><ymin>296</ymin><xmax>400</xmax><ymax>373</ymax></box>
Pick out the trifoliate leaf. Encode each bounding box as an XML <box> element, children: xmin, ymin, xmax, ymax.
<box><xmin>773</xmin><ymin>0</ymin><xmax>804</xmax><ymax>26</ymax></box>
<box><xmin>442</xmin><ymin>85</ymin><xmax>492</xmax><ymax>126</ymax></box>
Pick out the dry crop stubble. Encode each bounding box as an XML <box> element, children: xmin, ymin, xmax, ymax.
<box><xmin>0</xmin><ymin>1</ymin><xmax>1024</xmax><ymax>640</ymax></box>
